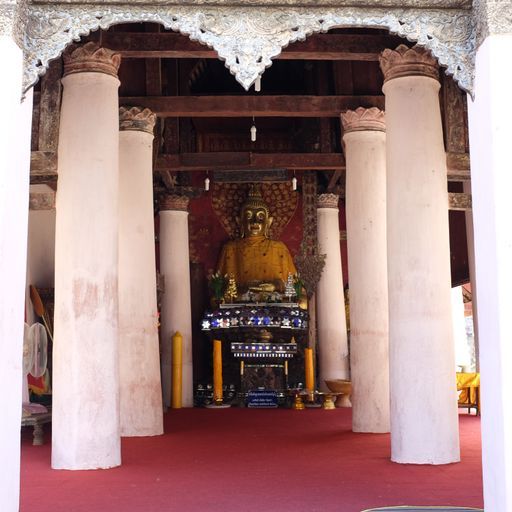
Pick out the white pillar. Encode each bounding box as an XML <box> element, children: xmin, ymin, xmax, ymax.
<box><xmin>0</xmin><ymin>33</ymin><xmax>33</xmax><ymax>512</ymax></box>
<box><xmin>451</xmin><ymin>286</ymin><xmax>471</xmax><ymax>370</ymax></box>
<box><xmin>159</xmin><ymin>195</ymin><xmax>193</xmax><ymax>407</ymax></box>
<box><xmin>118</xmin><ymin>107</ymin><xmax>163</xmax><ymax>436</ymax></box>
<box><xmin>380</xmin><ymin>45</ymin><xmax>460</xmax><ymax>464</ymax></box>
<box><xmin>467</xmin><ymin>33</ymin><xmax>512</xmax><ymax>511</ymax></box>
<box><xmin>464</xmin><ymin>180</ymin><xmax>479</xmax><ymax>371</ymax></box>
<box><xmin>342</xmin><ymin>107</ymin><xmax>390</xmax><ymax>433</ymax></box>
<box><xmin>316</xmin><ymin>194</ymin><xmax>350</xmax><ymax>388</ymax></box>
<box><xmin>52</xmin><ymin>43</ymin><xmax>122</xmax><ymax>469</ymax></box>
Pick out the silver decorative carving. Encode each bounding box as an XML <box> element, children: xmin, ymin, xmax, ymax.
<box><xmin>21</xmin><ymin>4</ymin><xmax>476</xmax><ymax>94</ymax></box>
<box><xmin>474</xmin><ymin>0</ymin><xmax>512</xmax><ymax>48</ymax></box>
<box><xmin>31</xmin><ymin>0</ymin><xmax>472</xmax><ymax>7</ymax></box>
<box><xmin>0</xmin><ymin>1</ymin><xmax>16</xmax><ymax>36</ymax></box>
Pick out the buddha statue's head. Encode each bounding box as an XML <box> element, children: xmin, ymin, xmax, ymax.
<box><xmin>239</xmin><ymin>186</ymin><xmax>273</xmax><ymax>238</ymax></box>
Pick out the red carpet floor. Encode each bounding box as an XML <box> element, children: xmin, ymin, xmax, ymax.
<box><xmin>20</xmin><ymin>409</ymin><xmax>483</xmax><ymax>512</ymax></box>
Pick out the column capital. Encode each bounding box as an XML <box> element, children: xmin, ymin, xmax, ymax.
<box><xmin>29</xmin><ymin>191</ymin><xmax>55</xmax><ymax>211</ymax></box>
<box><xmin>341</xmin><ymin>107</ymin><xmax>386</xmax><ymax>134</ymax></box>
<box><xmin>160</xmin><ymin>195</ymin><xmax>190</xmax><ymax>212</ymax></box>
<box><xmin>379</xmin><ymin>44</ymin><xmax>439</xmax><ymax>84</ymax></box>
<box><xmin>317</xmin><ymin>193</ymin><xmax>339</xmax><ymax>209</ymax></box>
<box><xmin>63</xmin><ymin>42</ymin><xmax>121</xmax><ymax>79</ymax></box>
<box><xmin>119</xmin><ymin>106</ymin><xmax>157</xmax><ymax>135</ymax></box>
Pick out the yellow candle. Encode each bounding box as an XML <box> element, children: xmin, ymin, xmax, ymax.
<box><xmin>213</xmin><ymin>339</ymin><xmax>223</xmax><ymax>403</ymax></box>
<box><xmin>305</xmin><ymin>347</ymin><xmax>314</xmax><ymax>392</ymax></box>
<box><xmin>171</xmin><ymin>331</ymin><xmax>183</xmax><ymax>409</ymax></box>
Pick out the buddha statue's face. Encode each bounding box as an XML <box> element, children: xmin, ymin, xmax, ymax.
<box><xmin>241</xmin><ymin>206</ymin><xmax>272</xmax><ymax>238</ymax></box>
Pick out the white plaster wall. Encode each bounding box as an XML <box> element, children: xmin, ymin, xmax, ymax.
<box><xmin>0</xmin><ymin>35</ymin><xmax>33</xmax><ymax>512</ymax></box>
<box><xmin>468</xmin><ymin>34</ymin><xmax>512</xmax><ymax>512</ymax></box>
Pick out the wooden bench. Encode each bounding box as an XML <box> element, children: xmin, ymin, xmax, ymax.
<box><xmin>21</xmin><ymin>410</ymin><xmax>52</xmax><ymax>445</ymax></box>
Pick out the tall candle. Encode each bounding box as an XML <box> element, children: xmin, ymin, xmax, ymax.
<box><xmin>305</xmin><ymin>347</ymin><xmax>314</xmax><ymax>392</ymax></box>
<box><xmin>213</xmin><ymin>339</ymin><xmax>223</xmax><ymax>403</ymax></box>
<box><xmin>171</xmin><ymin>331</ymin><xmax>183</xmax><ymax>409</ymax></box>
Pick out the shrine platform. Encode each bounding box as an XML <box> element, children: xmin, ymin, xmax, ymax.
<box><xmin>20</xmin><ymin>409</ymin><xmax>483</xmax><ymax>512</ymax></box>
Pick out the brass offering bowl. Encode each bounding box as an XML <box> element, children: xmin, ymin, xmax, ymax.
<box><xmin>324</xmin><ymin>379</ymin><xmax>352</xmax><ymax>407</ymax></box>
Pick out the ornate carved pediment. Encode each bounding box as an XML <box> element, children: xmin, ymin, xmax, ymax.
<box><xmin>30</xmin><ymin>0</ymin><xmax>472</xmax><ymax>7</ymax></box>
<box><xmin>473</xmin><ymin>0</ymin><xmax>512</xmax><ymax>47</ymax></box>
<box><xmin>0</xmin><ymin>1</ymin><xmax>16</xmax><ymax>36</ymax></box>
<box><xmin>19</xmin><ymin>3</ymin><xmax>476</xmax><ymax>94</ymax></box>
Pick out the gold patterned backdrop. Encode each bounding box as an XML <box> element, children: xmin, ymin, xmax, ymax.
<box><xmin>211</xmin><ymin>182</ymin><xmax>298</xmax><ymax>239</ymax></box>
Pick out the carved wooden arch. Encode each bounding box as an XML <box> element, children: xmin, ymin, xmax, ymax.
<box><xmin>17</xmin><ymin>2</ymin><xmax>475</xmax><ymax>93</ymax></box>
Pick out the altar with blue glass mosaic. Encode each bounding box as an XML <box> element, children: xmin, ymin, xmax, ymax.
<box><xmin>202</xmin><ymin>301</ymin><xmax>307</xmax><ymax>400</ymax></box>
<box><xmin>200</xmin><ymin>186</ymin><xmax>309</xmax><ymax>405</ymax></box>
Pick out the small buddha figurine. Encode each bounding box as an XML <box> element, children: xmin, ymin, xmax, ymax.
<box><xmin>224</xmin><ymin>274</ymin><xmax>238</xmax><ymax>303</ymax></box>
<box><xmin>217</xmin><ymin>185</ymin><xmax>297</xmax><ymax>293</ymax></box>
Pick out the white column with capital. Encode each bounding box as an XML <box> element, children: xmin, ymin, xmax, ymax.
<box><xmin>118</xmin><ymin>107</ymin><xmax>163</xmax><ymax>436</ymax></box>
<box><xmin>316</xmin><ymin>194</ymin><xmax>350</xmax><ymax>388</ymax></box>
<box><xmin>380</xmin><ymin>45</ymin><xmax>459</xmax><ymax>464</ymax></box>
<box><xmin>0</xmin><ymin>26</ymin><xmax>33</xmax><ymax>512</ymax></box>
<box><xmin>468</xmin><ymin>30</ymin><xmax>512</xmax><ymax>511</ymax></box>
<box><xmin>159</xmin><ymin>196</ymin><xmax>194</xmax><ymax>407</ymax></box>
<box><xmin>53</xmin><ymin>43</ymin><xmax>122</xmax><ymax>469</ymax></box>
<box><xmin>342</xmin><ymin>108</ymin><xmax>390</xmax><ymax>433</ymax></box>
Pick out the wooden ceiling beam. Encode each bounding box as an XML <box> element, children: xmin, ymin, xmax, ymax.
<box><xmin>156</xmin><ymin>152</ymin><xmax>346</xmax><ymax>171</ymax></box>
<box><xmin>29</xmin><ymin>151</ymin><xmax>471</xmax><ymax>181</ymax></box>
<box><xmin>102</xmin><ymin>32</ymin><xmax>402</xmax><ymax>61</ymax></box>
<box><xmin>120</xmin><ymin>95</ymin><xmax>385</xmax><ymax>117</ymax></box>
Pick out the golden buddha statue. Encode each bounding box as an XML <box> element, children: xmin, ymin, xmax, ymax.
<box><xmin>217</xmin><ymin>186</ymin><xmax>297</xmax><ymax>294</ymax></box>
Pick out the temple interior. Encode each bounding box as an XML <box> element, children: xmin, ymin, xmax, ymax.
<box><xmin>27</xmin><ymin>23</ymin><xmax>474</xmax><ymax>406</ymax></box>
<box><xmin>13</xmin><ymin>20</ymin><xmax>487</xmax><ymax>512</ymax></box>
<box><xmin>6</xmin><ymin>0</ymin><xmax>512</xmax><ymax>509</ymax></box>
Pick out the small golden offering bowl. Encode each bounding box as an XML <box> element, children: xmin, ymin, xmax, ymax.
<box><xmin>324</xmin><ymin>379</ymin><xmax>352</xmax><ymax>407</ymax></box>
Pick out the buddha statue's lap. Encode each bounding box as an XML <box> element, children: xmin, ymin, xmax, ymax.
<box><xmin>216</xmin><ymin>186</ymin><xmax>296</xmax><ymax>295</ymax></box>
<box><xmin>218</xmin><ymin>237</ymin><xmax>296</xmax><ymax>293</ymax></box>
